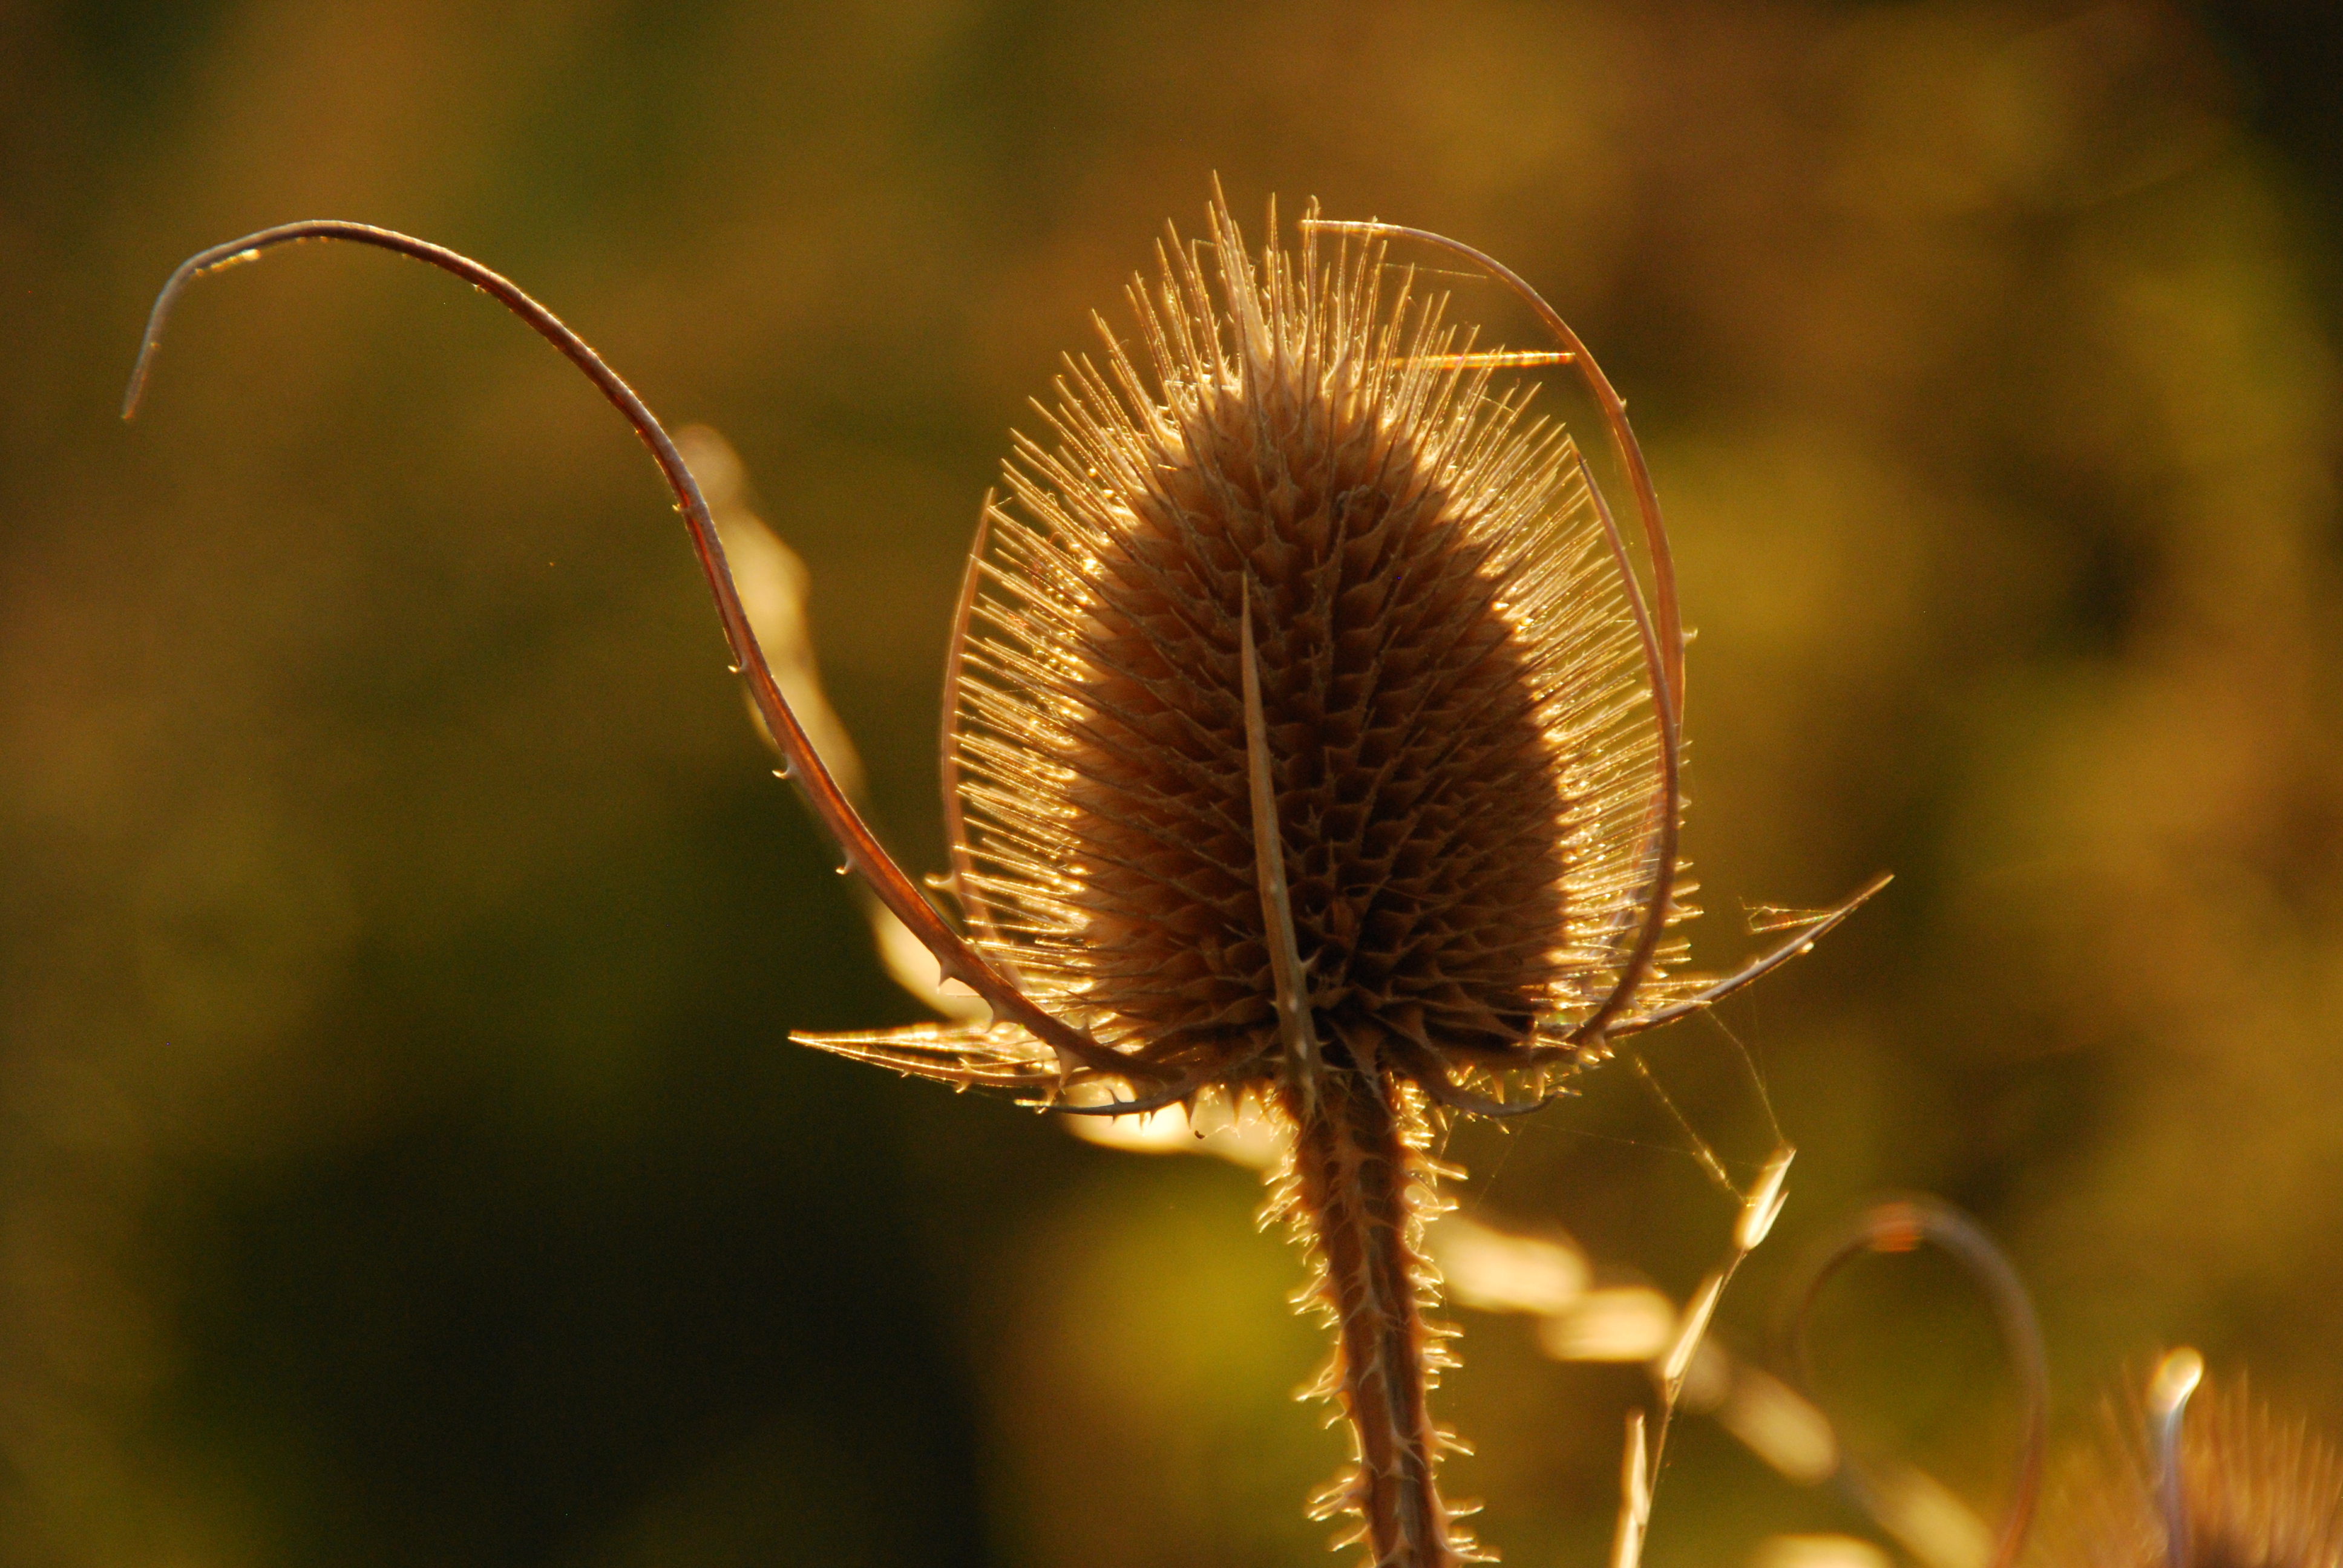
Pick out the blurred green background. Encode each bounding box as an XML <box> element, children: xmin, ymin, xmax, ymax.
<box><xmin>4</xmin><ymin>1</ymin><xmax>2340</xmax><ymax>1564</ymax></box>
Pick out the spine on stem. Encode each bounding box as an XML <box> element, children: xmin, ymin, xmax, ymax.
<box><xmin>1278</xmin><ymin>1069</ymin><xmax>1477</xmax><ymax>1568</ymax></box>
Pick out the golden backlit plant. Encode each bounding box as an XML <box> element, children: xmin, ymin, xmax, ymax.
<box><xmin>2016</xmin><ymin>1349</ymin><xmax>2342</xmax><ymax>1568</ymax></box>
<box><xmin>128</xmin><ymin>194</ymin><xmax>1883</xmax><ymax>1568</ymax></box>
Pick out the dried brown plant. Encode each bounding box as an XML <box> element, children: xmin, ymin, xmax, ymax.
<box><xmin>2038</xmin><ymin>1351</ymin><xmax>2343</xmax><ymax>1568</ymax></box>
<box><xmin>126</xmin><ymin>195</ymin><xmax>1879</xmax><ymax>1568</ymax></box>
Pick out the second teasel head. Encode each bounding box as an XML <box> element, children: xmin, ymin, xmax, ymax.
<box><xmin>2039</xmin><ymin>1352</ymin><xmax>2343</xmax><ymax>1568</ymax></box>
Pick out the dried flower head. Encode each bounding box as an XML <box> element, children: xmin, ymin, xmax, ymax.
<box><xmin>806</xmin><ymin>195</ymin><xmax>1875</xmax><ymax>1566</ymax></box>
<box><xmin>955</xmin><ymin>203</ymin><xmax>1647</xmax><ymax>1083</ymax></box>
<box><xmin>2040</xmin><ymin>1352</ymin><xmax>2343</xmax><ymax>1568</ymax></box>
<box><xmin>126</xmin><ymin>195</ymin><xmax>1879</xmax><ymax>1568</ymax></box>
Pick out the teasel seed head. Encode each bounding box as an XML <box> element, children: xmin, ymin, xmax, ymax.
<box><xmin>947</xmin><ymin>194</ymin><xmax>1671</xmax><ymax>1107</ymax></box>
<box><xmin>2040</xmin><ymin>1353</ymin><xmax>2343</xmax><ymax>1568</ymax></box>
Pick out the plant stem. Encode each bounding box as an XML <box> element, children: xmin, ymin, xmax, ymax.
<box><xmin>1283</xmin><ymin>1068</ymin><xmax>1465</xmax><ymax>1568</ymax></box>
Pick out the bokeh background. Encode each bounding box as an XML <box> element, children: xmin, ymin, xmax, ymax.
<box><xmin>4</xmin><ymin>1</ymin><xmax>2341</xmax><ymax>1564</ymax></box>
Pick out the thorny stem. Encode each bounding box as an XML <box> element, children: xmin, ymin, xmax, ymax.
<box><xmin>1282</xmin><ymin>1070</ymin><xmax>1467</xmax><ymax>1568</ymax></box>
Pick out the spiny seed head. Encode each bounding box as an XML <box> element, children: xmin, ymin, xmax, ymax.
<box><xmin>949</xmin><ymin>197</ymin><xmax>1671</xmax><ymax>1100</ymax></box>
<box><xmin>2042</xmin><ymin>1373</ymin><xmax>2343</xmax><ymax>1568</ymax></box>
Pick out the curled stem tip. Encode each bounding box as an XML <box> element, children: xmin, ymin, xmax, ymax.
<box><xmin>2148</xmin><ymin>1347</ymin><xmax>2206</xmax><ymax>1568</ymax></box>
<box><xmin>1788</xmin><ymin>1197</ymin><xmax>2049</xmax><ymax>1568</ymax></box>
